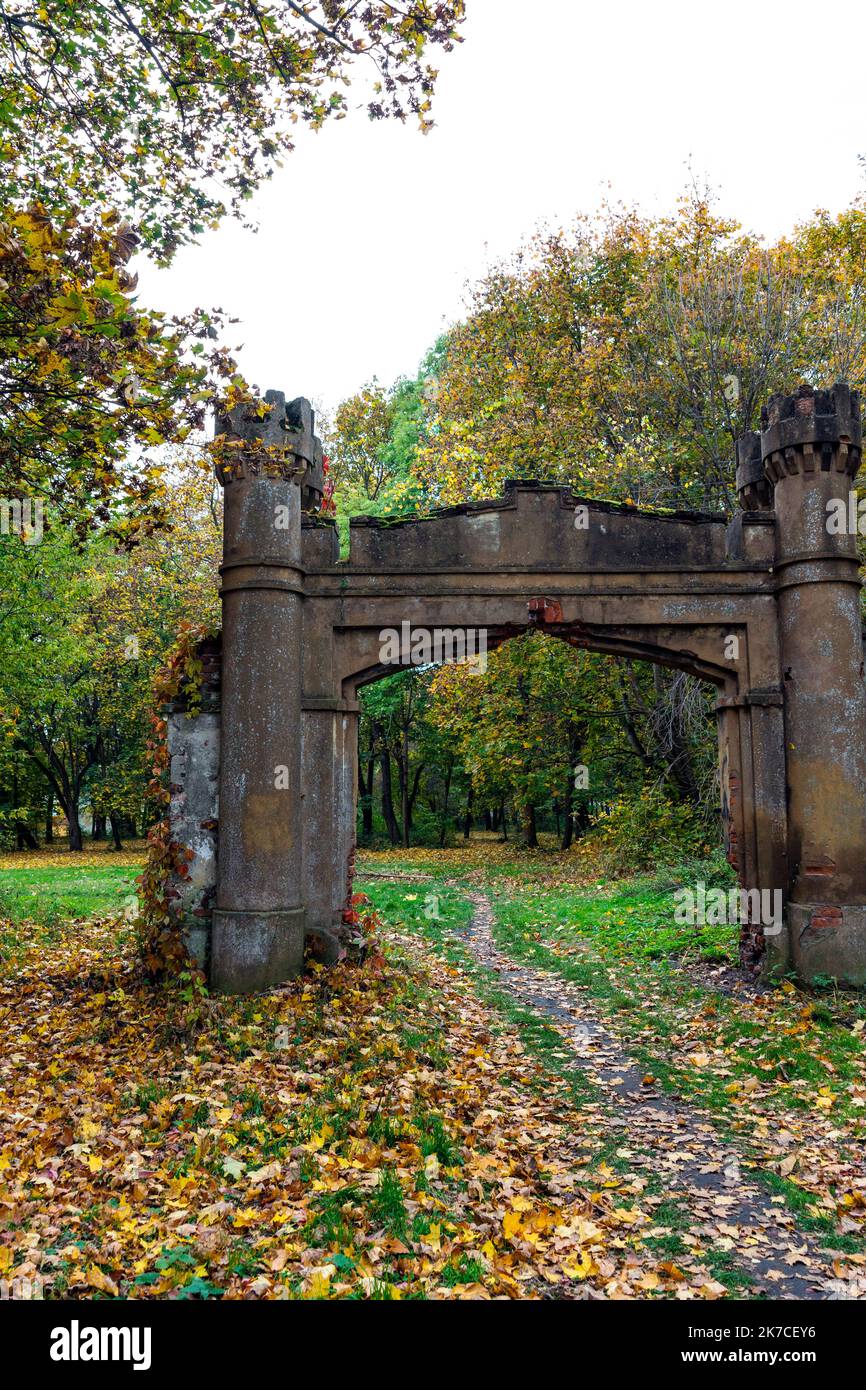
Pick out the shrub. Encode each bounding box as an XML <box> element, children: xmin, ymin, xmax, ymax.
<box><xmin>583</xmin><ymin>787</ymin><xmax>715</xmax><ymax>875</ymax></box>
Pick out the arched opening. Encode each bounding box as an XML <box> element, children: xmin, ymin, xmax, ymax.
<box><xmin>329</xmin><ymin>619</ymin><xmax>761</xmax><ymax>976</ymax></box>
<box><xmin>346</xmin><ymin>620</ymin><xmax>734</xmax><ymax>875</ymax></box>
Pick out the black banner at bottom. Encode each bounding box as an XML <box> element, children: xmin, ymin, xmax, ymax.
<box><xmin>0</xmin><ymin>1295</ymin><xmax>854</xmax><ymax>1378</ymax></box>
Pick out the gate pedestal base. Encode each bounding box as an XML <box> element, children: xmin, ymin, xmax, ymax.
<box><xmin>211</xmin><ymin>907</ymin><xmax>305</xmax><ymax>993</ymax></box>
<box><xmin>789</xmin><ymin>904</ymin><xmax>866</xmax><ymax>986</ymax></box>
<box><xmin>762</xmin><ymin>924</ymin><xmax>792</xmax><ymax>979</ymax></box>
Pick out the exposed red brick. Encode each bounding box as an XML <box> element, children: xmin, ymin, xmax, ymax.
<box><xmin>810</xmin><ymin>907</ymin><xmax>842</xmax><ymax>930</ymax></box>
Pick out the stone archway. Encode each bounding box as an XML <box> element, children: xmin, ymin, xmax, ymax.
<box><xmin>166</xmin><ymin>385</ymin><xmax>866</xmax><ymax>992</ymax></box>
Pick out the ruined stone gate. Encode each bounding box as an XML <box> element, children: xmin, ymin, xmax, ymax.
<box><xmin>166</xmin><ymin>384</ymin><xmax>866</xmax><ymax>992</ymax></box>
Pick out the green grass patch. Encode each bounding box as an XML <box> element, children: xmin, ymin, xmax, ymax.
<box><xmin>0</xmin><ymin>863</ymin><xmax>139</xmax><ymax>924</ymax></box>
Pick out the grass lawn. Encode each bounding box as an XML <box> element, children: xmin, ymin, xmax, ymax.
<box><xmin>0</xmin><ymin>861</ymin><xmax>141</xmax><ymax>924</ymax></box>
<box><xmin>0</xmin><ymin>847</ymin><xmax>146</xmax><ymax>962</ymax></box>
<box><xmin>358</xmin><ymin>844</ymin><xmax>866</xmax><ymax>1115</ymax></box>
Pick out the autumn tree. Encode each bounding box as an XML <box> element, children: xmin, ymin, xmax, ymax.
<box><xmin>0</xmin><ymin>528</ymin><xmax>104</xmax><ymax>848</ymax></box>
<box><xmin>0</xmin><ymin>750</ymin><xmax>46</xmax><ymax>848</ymax></box>
<box><xmin>84</xmin><ymin>458</ymin><xmax>222</xmax><ymax>843</ymax></box>
<box><xmin>329</xmin><ymin>381</ymin><xmax>398</xmax><ymax>503</ymax></box>
<box><xmin>1</xmin><ymin>1</ymin><xmax>466</xmax><ymax>263</ymax></box>
<box><xmin>0</xmin><ymin>206</ymin><xmax>240</xmax><ymax>533</ymax></box>
<box><xmin>327</xmin><ymin>346</ymin><xmax>444</xmax><ymax>548</ymax></box>
<box><xmin>0</xmin><ymin>2</ymin><xmax>466</xmax><ymax>525</ymax></box>
<box><xmin>392</xmin><ymin>190</ymin><xmax>866</xmax><ymax>861</ymax></box>
<box><xmin>0</xmin><ymin>456</ymin><xmax>221</xmax><ymax>847</ymax></box>
<box><xmin>360</xmin><ymin>669</ymin><xmax>432</xmax><ymax>848</ymax></box>
<box><xmin>411</xmin><ymin>190</ymin><xmax>866</xmax><ymax>512</ymax></box>
<box><xmin>427</xmin><ymin>635</ymin><xmax>594</xmax><ymax>849</ymax></box>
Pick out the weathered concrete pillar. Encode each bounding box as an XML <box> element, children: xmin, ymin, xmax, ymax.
<box><xmin>717</xmin><ymin>703</ymin><xmax>747</xmax><ymax>880</ymax></box>
<box><xmin>726</xmin><ymin>457</ymin><xmax>790</xmax><ymax>971</ymax></box>
<box><xmin>301</xmin><ymin>701</ymin><xmax>359</xmax><ymax>955</ymax></box>
<box><xmin>165</xmin><ymin>639</ymin><xmax>221</xmax><ymax>968</ymax></box>
<box><xmin>335</xmin><ymin>706</ymin><xmax>360</xmax><ymax>926</ymax></box>
<box><xmin>761</xmin><ymin>384</ymin><xmax>866</xmax><ymax>982</ymax></box>
<box><xmin>210</xmin><ymin>392</ymin><xmax>314</xmax><ymax>992</ymax></box>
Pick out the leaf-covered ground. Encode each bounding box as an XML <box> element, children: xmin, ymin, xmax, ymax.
<box><xmin>3</xmin><ymin>842</ymin><xmax>866</xmax><ymax>1299</ymax></box>
<box><xmin>0</xmin><ymin>900</ymin><xmax>712</xmax><ymax>1300</ymax></box>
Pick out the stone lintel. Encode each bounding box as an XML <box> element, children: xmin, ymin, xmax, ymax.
<box><xmin>715</xmin><ymin>687</ymin><xmax>784</xmax><ymax>711</ymax></box>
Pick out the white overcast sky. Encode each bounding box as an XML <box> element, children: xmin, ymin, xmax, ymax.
<box><xmin>143</xmin><ymin>0</ymin><xmax>866</xmax><ymax>417</ymax></box>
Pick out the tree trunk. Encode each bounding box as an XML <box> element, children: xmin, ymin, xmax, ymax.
<box><xmin>393</xmin><ymin>730</ymin><xmax>422</xmax><ymax>850</ymax></box>
<box><xmin>560</xmin><ymin>775</ymin><xmax>575</xmax><ymax>849</ymax></box>
<box><xmin>378</xmin><ymin>741</ymin><xmax>400</xmax><ymax>846</ymax></box>
<box><xmin>91</xmin><ymin>813</ymin><xmax>106</xmax><ymax>841</ymax></box>
<box><xmin>19</xmin><ymin>742</ymin><xmax>88</xmax><ymax>854</ymax></box>
<box><xmin>358</xmin><ymin>757</ymin><xmax>374</xmax><ymax>837</ymax></box>
<box><xmin>45</xmin><ymin>793</ymin><xmax>53</xmax><ymax>843</ymax></box>
<box><xmin>399</xmin><ymin>758</ymin><xmax>410</xmax><ymax>849</ymax></box>
<box><xmin>364</xmin><ymin>759</ymin><xmax>374</xmax><ymax>835</ymax></box>
<box><xmin>10</xmin><ymin>768</ymin><xmax>37</xmax><ymax>847</ymax></box>
<box><xmin>408</xmin><ymin>763</ymin><xmax>424</xmax><ymax>822</ymax></box>
<box><xmin>398</xmin><ymin>726</ymin><xmax>412</xmax><ymax>848</ymax></box>
<box><xmin>439</xmin><ymin>758</ymin><xmax>454</xmax><ymax>848</ymax></box>
<box><xmin>15</xmin><ymin>820</ymin><xmax>39</xmax><ymax>849</ymax></box>
<box><xmin>462</xmin><ymin>785</ymin><xmax>474</xmax><ymax>840</ymax></box>
<box><xmin>653</xmin><ymin>668</ymin><xmax>701</xmax><ymax>803</ymax></box>
<box><xmin>109</xmin><ymin>812</ymin><xmax>123</xmax><ymax>851</ymax></box>
<box><xmin>560</xmin><ymin>732</ymin><xmax>579</xmax><ymax>851</ymax></box>
<box><xmin>520</xmin><ymin>804</ymin><xmax>538</xmax><ymax>848</ymax></box>
<box><xmin>67</xmin><ymin>814</ymin><xmax>83</xmax><ymax>852</ymax></box>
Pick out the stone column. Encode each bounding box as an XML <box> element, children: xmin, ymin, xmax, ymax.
<box><xmin>301</xmin><ymin>700</ymin><xmax>360</xmax><ymax>958</ymax></box>
<box><xmin>726</xmin><ymin>440</ymin><xmax>790</xmax><ymax>972</ymax></box>
<box><xmin>716</xmin><ymin>702</ymin><xmax>747</xmax><ymax>881</ymax></box>
<box><xmin>210</xmin><ymin>392</ymin><xmax>314</xmax><ymax>993</ymax></box>
<box><xmin>761</xmin><ymin>384</ymin><xmax>866</xmax><ymax>982</ymax></box>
